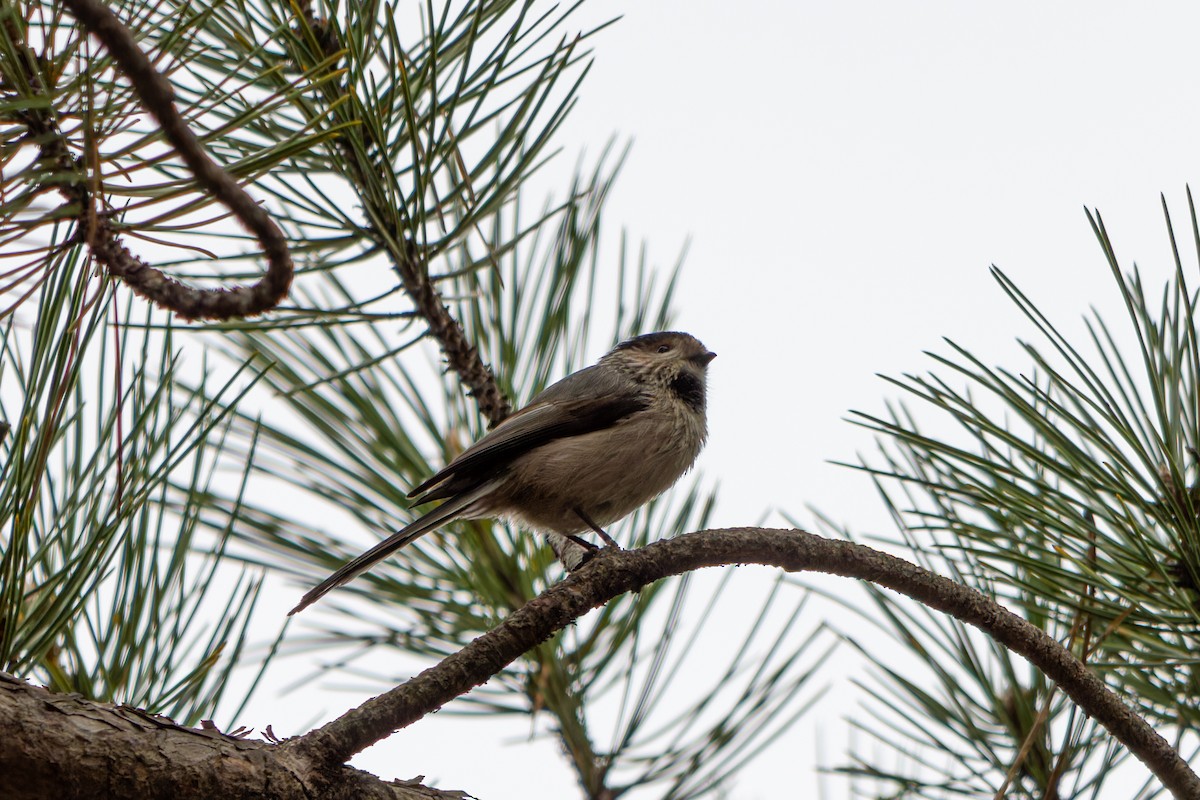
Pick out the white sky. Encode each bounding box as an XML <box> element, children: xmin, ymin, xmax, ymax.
<box><xmin>245</xmin><ymin>3</ymin><xmax>1200</xmax><ymax>798</ymax></box>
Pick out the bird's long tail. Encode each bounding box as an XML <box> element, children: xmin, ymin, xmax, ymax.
<box><xmin>289</xmin><ymin>483</ymin><xmax>496</xmax><ymax>615</ymax></box>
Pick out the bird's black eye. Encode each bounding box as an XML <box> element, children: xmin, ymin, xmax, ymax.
<box><xmin>657</xmin><ymin>344</ymin><xmax>672</xmax><ymax>353</ymax></box>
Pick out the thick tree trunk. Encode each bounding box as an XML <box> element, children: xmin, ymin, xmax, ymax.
<box><xmin>0</xmin><ymin>674</ymin><xmax>463</xmax><ymax>800</ymax></box>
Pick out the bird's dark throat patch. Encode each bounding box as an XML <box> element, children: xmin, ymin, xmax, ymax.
<box><xmin>669</xmin><ymin>371</ymin><xmax>705</xmax><ymax>413</ymax></box>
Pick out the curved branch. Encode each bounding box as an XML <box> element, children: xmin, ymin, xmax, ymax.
<box><xmin>285</xmin><ymin>528</ymin><xmax>1200</xmax><ymax>800</ymax></box>
<box><xmin>60</xmin><ymin>0</ymin><xmax>293</xmax><ymax>320</ymax></box>
<box><xmin>3</xmin><ymin>528</ymin><xmax>1193</xmax><ymax>797</ymax></box>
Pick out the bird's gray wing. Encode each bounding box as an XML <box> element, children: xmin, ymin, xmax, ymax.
<box><xmin>408</xmin><ymin>364</ymin><xmax>648</xmax><ymax>503</ymax></box>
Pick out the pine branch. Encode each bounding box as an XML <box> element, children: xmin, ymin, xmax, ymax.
<box><xmin>288</xmin><ymin>4</ymin><xmax>511</xmax><ymax>426</ymax></box>
<box><xmin>284</xmin><ymin>528</ymin><xmax>1200</xmax><ymax>800</ymax></box>
<box><xmin>394</xmin><ymin>235</ymin><xmax>512</xmax><ymax>426</ymax></box>
<box><xmin>5</xmin><ymin>527</ymin><xmax>1191</xmax><ymax>797</ymax></box>
<box><xmin>42</xmin><ymin>0</ymin><xmax>296</xmax><ymax>319</ymax></box>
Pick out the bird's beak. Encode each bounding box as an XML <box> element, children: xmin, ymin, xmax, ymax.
<box><xmin>694</xmin><ymin>351</ymin><xmax>716</xmax><ymax>366</ymax></box>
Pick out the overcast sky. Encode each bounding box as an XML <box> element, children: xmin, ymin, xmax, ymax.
<box><xmin>250</xmin><ymin>3</ymin><xmax>1200</xmax><ymax>797</ymax></box>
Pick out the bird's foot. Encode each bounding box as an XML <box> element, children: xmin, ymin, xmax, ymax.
<box><xmin>566</xmin><ymin>534</ymin><xmax>600</xmax><ymax>551</ymax></box>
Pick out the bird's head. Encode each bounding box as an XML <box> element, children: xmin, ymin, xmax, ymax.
<box><xmin>604</xmin><ymin>331</ymin><xmax>715</xmax><ymax>412</ymax></box>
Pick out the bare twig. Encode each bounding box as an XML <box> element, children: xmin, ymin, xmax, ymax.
<box><xmin>285</xmin><ymin>528</ymin><xmax>1200</xmax><ymax>800</ymax></box>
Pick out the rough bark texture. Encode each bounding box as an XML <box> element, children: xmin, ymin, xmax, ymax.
<box><xmin>5</xmin><ymin>529</ymin><xmax>1197</xmax><ymax>799</ymax></box>
<box><xmin>0</xmin><ymin>674</ymin><xmax>465</xmax><ymax>800</ymax></box>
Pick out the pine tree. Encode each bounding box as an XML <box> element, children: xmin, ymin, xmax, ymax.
<box><xmin>1</xmin><ymin>1</ymin><xmax>1196</xmax><ymax>799</ymax></box>
<box><xmin>0</xmin><ymin>1</ymin><xmax>824</xmax><ymax>797</ymax></box>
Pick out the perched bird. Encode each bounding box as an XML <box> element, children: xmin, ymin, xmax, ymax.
<box><xmin>290</xmin><ymin>331</ymin><xmax>715</xmax><ymax>614</ymax></box>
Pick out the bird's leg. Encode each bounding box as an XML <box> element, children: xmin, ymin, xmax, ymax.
<box><xmin>574</xmin><ymin>507</ymin><xmax>621</xmax><ymax>549</ymax></box>
<box><xmin>565</xmin><ymin>534</ymin><xmax>600</xmax><ymax>551</ymax></box>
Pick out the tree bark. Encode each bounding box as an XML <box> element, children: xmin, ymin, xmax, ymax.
<box><xmin>3</xmin><ymin>528</ymin><xmax>1197</xmax><ymax>799</ymax></box>
<box><xmin>0</xmin><ymin>674</ymin><xmax>463</xmax><ymax>800</ymax></box>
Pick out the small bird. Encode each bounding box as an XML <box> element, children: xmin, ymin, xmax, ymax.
<box><xmin>289</xmin><ymin>331</ymin><xmax>715</xmax><ymax>614</ymax></box>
